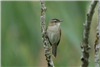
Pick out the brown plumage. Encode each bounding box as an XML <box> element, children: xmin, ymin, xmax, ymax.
<box><xmin>47</xmin><ymin>18</ymin><xmax>62</xmax><ymax>57</ymax></box>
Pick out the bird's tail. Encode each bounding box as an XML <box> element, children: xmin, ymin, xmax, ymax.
<box><xmin>52</xmin><ymin>45</ymin><xmax>57</xmax><ymax>57</ymax></box>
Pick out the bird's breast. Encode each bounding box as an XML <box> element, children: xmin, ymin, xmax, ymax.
<box><xmin>48</xmin><ymin>25</ymin><xmax>59</xmax><ymax>32</ymax></box>
<box><xmin>47</xmin><ymin>25</ymin><xmax>60</xmax><ymax>45</ymax></box>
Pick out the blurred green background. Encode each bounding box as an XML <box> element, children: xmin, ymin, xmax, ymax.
<box><xmin>1</xmin><ymin>1</ymin><xmax>100</xmax><ymax>67</ymax></box>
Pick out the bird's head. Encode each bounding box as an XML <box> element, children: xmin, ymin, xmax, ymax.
<box><xmin>49</xmin><ymin>18</ymin><xmax>63</xmax><ymax>26</ymax></box>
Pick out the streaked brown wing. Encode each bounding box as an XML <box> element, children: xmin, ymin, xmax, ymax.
<box><xmin>46</xmin><ymin>27</ymin><xmax>52</xmax><ymax>46</ymax></box>
<box><xmin>47</xmin><ymin>36</ymin><xmax>52</xmax><ymax>46</ymax></box>
<box><xmin>57</xmin><ymin>27</ymin><xmax>61</xmax><ymax>46</ymax></box>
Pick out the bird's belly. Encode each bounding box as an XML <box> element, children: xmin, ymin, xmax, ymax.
<box><xmin>49</xmin><ymin>32</ymin><xmax>59</xmax><ymax>45</ymax></box>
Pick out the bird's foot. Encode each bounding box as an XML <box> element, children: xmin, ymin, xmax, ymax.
<box><xmin>47</xmin><ymin>47</ymin><xmax>51</xmax><ymax>50</ymax></box>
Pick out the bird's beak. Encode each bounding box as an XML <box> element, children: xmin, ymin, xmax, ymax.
<box><xmin>59</xmin><ymin>20</ymin><xmax>63</xmax><ymax>22</ymax></box>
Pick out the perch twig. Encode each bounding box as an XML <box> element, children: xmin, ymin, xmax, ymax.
<box><xmin>81</xmin><ymin>1</ymin><xmax>98</xmax><ymax>67</ymax></box>
<box><xmin>40</xmin><ymin>0</ymin><xmax>54</xmax><ymax>67</ymax></box>
<box><xmin>94</xmin><ymin>1</ymin><xmax>100</xmax><ymax>67</ymax></box>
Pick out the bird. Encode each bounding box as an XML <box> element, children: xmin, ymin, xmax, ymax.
<box><xmin>46</xmin><ymin>18</ymin><xmax>62</xmax><ymax>57</ymax></box>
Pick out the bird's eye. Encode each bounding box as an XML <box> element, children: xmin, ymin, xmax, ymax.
<box><xmin>53</xmin><ymin>20</ymin><xmax>57</xmax><ymax>22</ymax></box>
<box><xmin>55</xmin><ymin>21</ymin><xmax>57</xmax><ymax>23</ymax></box>
<box><xmin>53</xmin><ymin>20</ymin><xmax>57</xmax><ymax>23</ymax></box>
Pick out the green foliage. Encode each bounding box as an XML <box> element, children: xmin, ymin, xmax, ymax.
<box><xmin>1</xmin><ymin>1</ymin><xmax>99</xmax><ymax>67</ymax></box>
